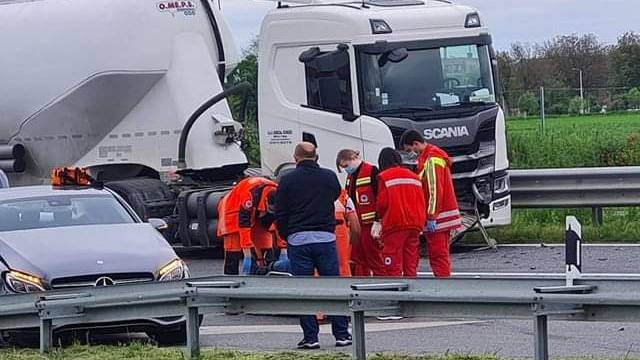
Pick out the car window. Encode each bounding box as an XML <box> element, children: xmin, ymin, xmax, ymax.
<box><xmin>0</xmin><ymin>195</ymin><xmax>135</xmax><ymax>232</ymax></box>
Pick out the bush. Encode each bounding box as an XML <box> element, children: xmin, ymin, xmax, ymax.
<box><xmin>625</xmin><ymin>87</ymin><xmax>640</xmax><ymax>109</ymax></box>
<box><xmin>517</xmin><ymin>92</ymin><xmax>539</xmax><ymax>117</ymax></box>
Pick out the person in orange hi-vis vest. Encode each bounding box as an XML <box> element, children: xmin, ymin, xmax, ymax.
<box><xmin>374</xmin><ymin>148</ymin><xmax>426</xmax><ymax>277</ymax></box>
<box><xmin>336</xmin><ymin>149</ymin><xmax>384</xmax><ymax>276</ymax></box>
<box><xmin>334</xmin><ymin>189</ymin><xmax>360</xmax><ymax>276</ymax></box>
<box><xmin>217</xmin><ymin>176</ymin><xmax>284</xmax><ymax>275</ymax></box>
<box><xmin>400</xmin><ymin>130</ymin><xmax>462</xmax><ymax>278</ymax></box>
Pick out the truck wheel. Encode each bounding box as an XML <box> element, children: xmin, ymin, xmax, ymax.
<box><xmin>105</xmin><ymin>178</ymin><xmax>177</xmax><ymax>242</ymax></box>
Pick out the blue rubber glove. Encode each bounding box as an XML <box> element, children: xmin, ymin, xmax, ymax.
<box><xmin>426</xmin><ymin>220</ymin><xmax>437</xmax><ymax>233</ymax></box>
<box><xmin>272</xmin><ymin>259</ymin><xmax>291</xmax><ymax>273</ymax></box>
<box><xmin>278</xmin><ymin>250</ymin><xmax>288</xmax><ymax>262</ymax></box>
<box><xmin>241</xmin><ymin>257</ymin><xmax>253</xmax><ymax>275</ymax></box>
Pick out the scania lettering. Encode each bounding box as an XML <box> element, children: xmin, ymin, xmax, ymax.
<box><xmin>424</xmin><ymin>126</ymin><xmax>471</xmax><ymax>140</ymax></box>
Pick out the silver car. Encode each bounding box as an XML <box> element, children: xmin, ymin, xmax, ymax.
<box><xmin>0</xmin><ymin>185</ymin><xmax>190</xmax><ymax>344</ymax></box>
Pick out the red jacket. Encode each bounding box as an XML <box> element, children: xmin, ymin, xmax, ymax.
<box><xmin>376</xmin><ymin>166</ymin><xmax>426</xmax><ymax>234</ymax></box>
<box><xmin>416</xmin><ymin>144</ymin><xmax>461</xmax><ymax>233</ymax></box>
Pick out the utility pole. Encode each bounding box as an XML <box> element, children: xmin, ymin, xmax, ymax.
<box><xmin>540</xmin><ymin>86</ymin><xmax>545</xmax><ymax>131</ymax></box>
<box><xmin>573</xmin><ymin>68</ymin><xmax>584</xmax><ymax>115</ymax></box>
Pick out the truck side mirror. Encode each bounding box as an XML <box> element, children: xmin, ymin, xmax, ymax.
<box><xmin>342</xmin><ymin>113</ymin><xmax>359</xmax><ymax>122</ymax></box>
<box><xmin>379</xmin><ymin>47</ymin><xmax>408</xmax><ymax>67</ymax></box>
<box><xmin>388</xmin><ymin>48</ymin><xmax>409</xmax><ymax>63</ymax></box>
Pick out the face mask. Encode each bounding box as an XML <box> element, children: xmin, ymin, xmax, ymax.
<box><xmin>344</xmin><ymin>165</ymin><xmax>357</xmax><ymax>175</ymax></box>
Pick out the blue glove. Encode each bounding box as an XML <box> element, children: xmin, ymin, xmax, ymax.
<box><xmin>241</xmin><ymin>257</ymin><xmax>253</xmax><ymax>275</ymax></box>
<box><xmin>426</xmin><ymin>220</ymin><xmax>437</xmax><ymax>233</ymax></box>
<box><xmin>272</xmin><ymin>259</ymin><xmax>291</xmax><ymax>273</ymax></box>
<box><xmin>278</xmin><ymin>251</ymin><xmax>288</xmax><ymax>262</ymax></box>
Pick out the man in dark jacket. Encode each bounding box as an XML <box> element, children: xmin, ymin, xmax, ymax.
<box><xmin>275</xmin><ymin>142</ymin><xmax>352</xmax><ymax>350</ymax></box>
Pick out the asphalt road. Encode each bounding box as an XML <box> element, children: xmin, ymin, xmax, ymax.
<box><xmin>181</xmin><ymin>245</ymin><xmax>640</xmax><ymax>358</ymax></box>
<box><xmin>184</xmin><ymin>244</ymin><xmax>640</xmax><ymax>276</ymax></box>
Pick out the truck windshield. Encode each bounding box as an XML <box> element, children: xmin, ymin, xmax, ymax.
<box><xmin>358</xmin><ymin>44</ymin><xmax>495</xmax><ymax>115</ymax></box>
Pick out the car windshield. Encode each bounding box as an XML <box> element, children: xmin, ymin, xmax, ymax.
<box><xmin>0</xmin><ymin>195</ymin><xmax>135</xmax><ymax>232</ymax></box>
<box><xmin>358</xmin><ymin>43</ymin><xmax>496</xmax><ymax>115</ymax></box>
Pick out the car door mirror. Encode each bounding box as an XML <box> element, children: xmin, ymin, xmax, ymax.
<box><xmin>148</xmin><ymin>218</ymin><xmax>168</xmax><ymax>231</ymax></box>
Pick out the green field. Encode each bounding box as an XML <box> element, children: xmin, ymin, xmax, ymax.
<box><xmin>482</xmin><ymin>112</ymin><xmax>640</xmax><ymax>243</ymax></box>
<box><xmin>507</xmin><ymin>112</ymin><xmax>640</xmax><ymax>169</ymax></box>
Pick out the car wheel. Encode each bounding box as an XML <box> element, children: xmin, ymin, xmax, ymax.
<box><xmin>148</xmin><ymin>316</ymin><xmax>203</xmax><ymax>346</ymax></box>
<box><xmin>148</xmin><ymin>325</ymin><xmax>187</xmax><ymax>346</ymax></box>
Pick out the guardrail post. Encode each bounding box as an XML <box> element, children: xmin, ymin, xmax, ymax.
<box><xmin>351</xmin><ymin>309</ymin><xmax>366</xmax><ymax>360</ymax></box>
<box><xmin>39</xmin><ymin>318</ymin><xmax>53</xmax><ymax>354</ymax></box>
<box><xmin>534</xmin><ymin>314</ymin><xmax>549</xmax><ymax>360</ymax></box>
<box><xmin>592</xmin><ymin>207</ymin><xmax>603</xmax><ymax>227</ymax></box>
<box><xmin>184</xmin><ymin>306</ymin><xmax>200</xmax><ymax>359</ymax></box>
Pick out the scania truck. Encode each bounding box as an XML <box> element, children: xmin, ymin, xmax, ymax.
<box><xmin>0</xmin><ymin>0</ymin><xmax>510</xmax><ymax>247</ymax></box>
<box><xmin>258</xmin><ymin>0</ymin><xmax>511</xmax><ymax>238</ymax></box>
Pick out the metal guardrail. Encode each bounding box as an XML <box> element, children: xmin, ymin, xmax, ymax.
<box><xmin>510</xmin><ymin>166</ymin><xmax>640</xmax><ymax>225</ymax></box>
<box><xmin>2</xmin><ymin>274</ymin><xmax>640</xmax><ymax>360</ymax></box>
<box><xmin>0</xmin><ymin>218</ymin><xmax>636</xmax><ymax>360</ymax></box>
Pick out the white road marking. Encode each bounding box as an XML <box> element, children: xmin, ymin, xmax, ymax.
<box><xmin>490</xmin><ymin>243</ymin><xmax>640</xmax><ymax>248</ymax></box>
<box><xmin>418</xmin><ymin>272</ymin><xmax>640</xmax><ymax>278</ymax></box>
<box><xmin>200</xmin><ymin>321</ymin><xmax>483</xmax><ymax>335</ymax></box>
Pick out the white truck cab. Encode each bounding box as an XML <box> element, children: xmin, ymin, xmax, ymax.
<box><xmin>257</xmin><ymin>0</ymin><xmax>511</xmax><ymax>231</ymax></box>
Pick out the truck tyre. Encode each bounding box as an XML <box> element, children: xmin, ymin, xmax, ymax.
<box><xmin>105</xmin><ymin>178</ymin><xmax>176</xmax><ymax>220</ymax></box>
<box><xmin>105</xmin><ymin>178</ymin><xmax>177</xmax><ymax>242</ymax></box>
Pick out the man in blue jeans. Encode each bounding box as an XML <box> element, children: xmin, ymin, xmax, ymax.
<box><xmin>275</xmin><ymin>142</ymin><xmax>352</xmax><ymax>350</ymax></box>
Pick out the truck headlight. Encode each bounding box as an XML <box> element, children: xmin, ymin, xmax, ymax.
<box><xmin>473</xmin><ymin>177</ymin><xmax>493</xmax><ymax>204</ymax></box>
<box><xmin>4</xmin><ymin>270</ymin><xmax>45</xmax><ymax>293</ymax></box>
<box><xmin>494</xmin><ymin>174</ymin><xmax>510</xmax><ymax>194</ymax></box>
<box><xmin>158</xmin><ymin>259</ymin><xmax>188</xmax><ymax>282</ymax></box>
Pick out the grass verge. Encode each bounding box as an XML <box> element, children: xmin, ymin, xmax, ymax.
<box><xmin>0</xmin><ymin>343</ymin><xmax>501</xmax><ymax>360</ymax></box>
<box><xmin>466</xmin><ymin>208</ymin><xmax>640</xmax><ymax>244</ymax></box>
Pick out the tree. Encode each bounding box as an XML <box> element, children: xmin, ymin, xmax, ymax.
<box><xmin>626</xmin><ymin>88</ymin><xmax>640</xmax><ymax>110</ymax></box>
<box><xmin>226</xmin><ymin>39</ymin><xmax>260</xmax><ymax>165</ymax></box>
<box><xmin>542</xmin><ymin>34</ymin><xmax>609</xmax><ymax>89</ymax></box>
<box><xmin>517</xmin><ymin>92</ymin><xmax>539</xmax><ymax>118</ymax></box>
<box><xmin>610</xmin><ymin>32</ymin><xmax>640</xmax><ymax>88</ymax></box>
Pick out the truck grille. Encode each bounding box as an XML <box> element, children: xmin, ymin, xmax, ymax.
<box><xmin>51</xmin><ymin>273</ymin><xmax>154</xmax><ymax>289</ymax></box>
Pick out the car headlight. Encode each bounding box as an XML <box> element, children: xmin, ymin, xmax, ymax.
<box><xmin>158</xmin><ymin>259</ymin><xmax>188</xmax><ymax>282</ymax></box>
<box><xmin>4</xmin><ymin>270</ymin><xmax>45</xmax><ymax>293</ymax></box>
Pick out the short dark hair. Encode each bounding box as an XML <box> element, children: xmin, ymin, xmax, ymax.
<box><xmin>399</xmin><ymin>129</ymin><xmax>425</xmax><ymax>146</ymax></box>
<box><xmin>378</xmin><ymin>147</ymin><xmax>403</xmax><ymax>171</ymax></box>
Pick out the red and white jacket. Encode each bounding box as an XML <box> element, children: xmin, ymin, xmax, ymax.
<box><xmin>376</xmin><ymin>166</ymin><xmax>426</xmax><ymax>235</ymax></box>
<box><xmin>345</xmin><ymin>161</ymin><xmax>378</xmax><ymax>225</ymax></box>
<box><xmin>416</xmin><ymin>144</ymin><xmax>462</xmax><ymax>233</ymax></box>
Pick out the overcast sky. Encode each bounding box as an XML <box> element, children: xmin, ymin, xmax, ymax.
<box><xmin>219</xmin><ymin>0</ymin><xmax>639</xmax><ymax>51</ymax></box>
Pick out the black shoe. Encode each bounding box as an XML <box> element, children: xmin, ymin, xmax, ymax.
<box><xmin>335</xmin><ymin>336</ymin><xmax>353</xmax><ymax>347</ymax></box>
<box><xmin>297</xmin><ymin>339</ymin><xmax>320</xmax><ymax>350</ymax></box>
